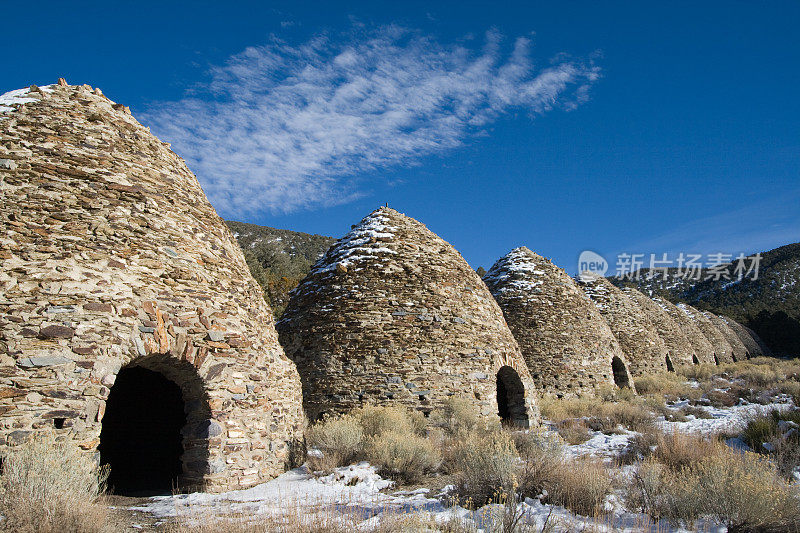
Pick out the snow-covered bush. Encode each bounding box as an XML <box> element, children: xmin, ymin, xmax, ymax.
<box><xmin>0</xmin><ymin>434</ymin><xmax>115</xmax><ymax>533</ymax></box>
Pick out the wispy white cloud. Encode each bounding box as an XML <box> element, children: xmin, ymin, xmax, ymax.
<box><xmin>144</xmin><ymin>25</ymin><xmax>600</xmax><ymax>216</ymax></box>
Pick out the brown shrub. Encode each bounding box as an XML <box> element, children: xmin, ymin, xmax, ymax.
<box><xmin>652</xmin><ymin>431</ymin><xmax>725</xmax><ymax>471</ymax></box>
<box><xmin>705</xmin><ymin>388</ymin><xmax>739</xmax><ymax>408</ymax></box>
<box><xmin>628</xmin><ymin>449</ymin><xmax>800</xmax><ymax>531</ymax></box>
<box><xmin>555</xmin><ymin>419</ymin><xmax>593</xmax><ymax>444</ymax></box>
<box><xmin>618</xmin><ymin>430</ymin><xmax>659</xmax><ymax>465</ymax></box>
<box><xmin>305</xmin><ymin>414</ymin><xmax>364</xmax><ymax>472</ymax></box>
<box><xmin>364</xmin><ymin>431</ymin><xmax>440</xmax><ymax>483</ymax></box>
<box><xmin>433</xmin><ymin>397</ymin><xmax>483</xmax><ymax>437</ymax></box>
<box><xmin>355</xmin><ymin>405</ymin><xmax>427</xmax><ymax>438</ymax></box>
<box><xmin>544</xmin><ymin>456</ymin><xmax>612</xmax><ymax>517</ymax></box>
<box><xmin>0</xmin><ymin>435</ymin><xmax>115</xmax><ymax>533</ymax></box>
<box><xmin>447</xmin><ymin>430</ymin><xmax>518</xmax><ymax>507</ymax></box>
<box><xmin>634</xmin><ymin>373</ymin><xmax>694</xmax><ymax>399</ymax></box>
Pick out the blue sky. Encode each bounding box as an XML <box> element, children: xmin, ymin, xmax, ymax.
<box><xmin>3</xmin><ymin>1</ymin><xmax>798</xmax><ymax>273</ymax></box>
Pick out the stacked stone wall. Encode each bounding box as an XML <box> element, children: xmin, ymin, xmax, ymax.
<box><xmin>578</xmin><ymin>276</ymin><xmax>670</xmax><ymax>376</ymax></box>
<box><xmin>484</xmin><ymin>248</ymin><xmax>631</xmax><ymax>397</ymax></box>
<box><xmin>622</xmin><ymin>288</ymin><xmax>696</xmax><ymax>368</ymax></box>
<box><xmin>677</xmin><ymin>304</ymin><xmax>735</xmax><ymax>364</ymax></box>
<box><xmin>278</xmin><ymin>208</ymin><xmax>538</xmax><ymax>426</ymax></box>
<box><xmin>0</xmin><ymin>82</ymin><xmax>303</xmax><ymax>492</ymax></box>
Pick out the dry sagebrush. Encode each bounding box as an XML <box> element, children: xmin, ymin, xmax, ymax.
<box><xmin>0</xmin><ymin>435</ymin><xmax>115</xmax><ymax>533</ymax></box>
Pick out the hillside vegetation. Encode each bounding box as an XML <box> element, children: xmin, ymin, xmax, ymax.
<box><xmin>612</xmin><ymin>242</ymin><xmax>800</xmax><ymax>356</ymax></box>
<box><xmin>225</xmin><ymin>220</ymin><xmax>335</xmax><ymax>317</ymax></box>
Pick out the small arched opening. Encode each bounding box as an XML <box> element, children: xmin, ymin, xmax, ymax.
<box><xmin>611</xmin><ymin>356</ymin><xmax>631</xmax><ymax>388</ymax></box>
<box><xmin>665</xmin><ymin>355</ymin><xmax>675</xmax><ymax>372</ymax></box>
<box><xmin>496</xmin><ymin>366</ymin><xmax>529</xmax><ymax>427</ymax></box>
<box><xmin>692</xmin><ymin>355</ymin><xmax>700</xmax><ymax>365</ymax></box>
<box><xmin>99</xmin><ymin>357</ymin><xmax>210</xmax><ymax>496</ymax></box>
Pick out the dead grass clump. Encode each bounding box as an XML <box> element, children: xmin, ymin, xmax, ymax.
<box><xmin>677</xmin><ymin>363</ymin><xmax>716</xmax><ymax>381</ymax></box>
<box><xmin>433</xmin><ymin>397</ymin><xmax>483</xmax><ymax>437</ymax></box>
<box><xmin>704</xmin><ymin>388</ymin><xmax>740</xmax><ymax>408</ymax></box>
<box><xmin>555</xmin><ymin>419</ymin><xmax>593</xmax><ymax>444</ymax></box>
<box><xmin>447</xmin><ymin>431</ymin><xmax>518</xmax><ymax>507</ymax></box>
<box><xmin>634</xmin><ymin>372</ymin><xmax>694</xmax><ymax>399</ymax></box>
<box><xmin>733</xmin><ymin>364</ymin><xmax>784</xmax><ymax>388</ymax></box>
<box><xmin>355</xmin><ymin>405</ymin><xmax>427</xmax><ymax>438</ymax></box>
<box><xmin>537</xmin><ymin>395</ymin><xmax>597</xmax><ymax>421</ymax></box>
<box><xmin>779</xmin><ymin>381</ymin><xmax>800</xmax><ymax>404</ymax></box>
<box><xmin>544</xmin><ymin>456</ymin><xmax>612</xmax><ymax>517</ymax></box>
<box><xmin>513</xmin><ymin>430</ymin><xmax>611</xmax><ymax>517</ymax></box>
<box><xmin>618</xmin><ymin>430</ymin><xmax>659</xmax><ymax>465</ymax></box>
<box><xmin>0</xmin><ymin>435</ymin><xmax>115</xmax><ymax>533</ymax></box>
<box><xmin>605</xmin><ymin>401</ymin><xmax>656</xmax><ymax>432</ymax></box>
<box><xmin>306</xmin><ymin>414</ymin><xmax>364</xmax><ymax>472</ymax></box>
<box><xmin>628</xmin><ymin>450</ymin><xmax>800</xmax><ymax>531</ymax></box>
<box><xmin>742</xmin><ymin>409</ymin><xmax>800</xmax><ymax>478</ymax></box>
<box><xmin>652</xmin><ymin>431</ymin><xmax>724</xmax><ymax>471</ymax></box>
<box><xmin>679</xmin><ymin>405</ymin><xmax>713</xmax><ymax>419</ymax></box>
<box><xmin>365</xmin><ymin>431</ymin><xmax>440</xmax><ymax>483</ymax></box>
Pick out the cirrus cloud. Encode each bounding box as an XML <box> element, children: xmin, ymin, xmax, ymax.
<box><xmin>144</xmin><ymin>25</ymin><xmax>600</xmax><ymax>216</ymax></box>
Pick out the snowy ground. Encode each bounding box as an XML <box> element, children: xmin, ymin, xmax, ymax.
<box><xmin>127</xmin><ymin>399</ymin><xmax>793</xmax><ymax>532</ymax></box>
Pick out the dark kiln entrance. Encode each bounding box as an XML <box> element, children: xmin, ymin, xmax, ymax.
<box><xmin>496</xmin><ymin>366</ymin><xmax>529</xmax><ymax>427</ymax></box>
<box><xmin>99</xmin><ymin>367</ymin><xmax>185</xmax><ymax>495</ymax></box>
<box><xmin>611</xmin><ymin>356</ymin><xmax>631</xmax><ymax>388</ymax></box>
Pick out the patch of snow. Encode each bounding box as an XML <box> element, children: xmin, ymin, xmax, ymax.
<box><xmin>0</xmin><ymin>85</ymin><xmax>53</xmax><ymax>114</ymax></box>
<box><xmin>484</xmin><ymin>248</ymin><xmax>548</xmax><ymax>294</ymax></box>
<box><xmin>305</xmin><ymin>210</ymin><xmax>397</xmax><ymax>277</ymax></box>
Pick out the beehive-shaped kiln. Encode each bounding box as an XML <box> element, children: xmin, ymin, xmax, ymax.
<box><xmin>278</xmin><ymin>208</ymin><xmax>538</xmax><ymax>426</ymax></box>
<box><xmin>0</xmin><ymin>82</ymin><xmax>303</xmax><ymax>493</ymax></box>
<box><xmin>484</xmin><ymin>248</ymin><xmax>632</xmax><ymax>396</ymax></box>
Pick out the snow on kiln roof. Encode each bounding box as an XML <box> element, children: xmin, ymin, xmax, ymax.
<box><xmin>308</xmin><ymin>207</ymin><xmax>398</xmax><ymax>276</ymax></box>
<box><xmin>578</xmin><ymin>275</ymin><xmax>612</xmax><ymax>311</ymax></box>
<box><xmin>484</xmin><ymin>247</ymin><xmax>547</xmax><ymax>294</ymax></box>
<box><xmin>0</xmin><ymin>85</ymin><xmax>54</xmax><ymax>115</ymax></box>
<box><xmin>676</xmin><ymin>303</ymin><xmax>696</xmax><ymax>319</ymax></box>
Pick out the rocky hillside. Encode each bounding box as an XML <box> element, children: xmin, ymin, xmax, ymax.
<box><xmin>612</xmin><ymin>242</ymin><xmax>800</xmax><ymax>356</ymax></box>
<box><xmin>225</xmin><ymin>221</ymin><xmax>335</xmax><ymax>317</ymax></box>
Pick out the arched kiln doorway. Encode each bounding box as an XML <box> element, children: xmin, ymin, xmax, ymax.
<box><xmin>496</xmin><ymin>366</ymin><xmax>529</xmax><ymax>427</ymax></box>
<box><xmin>611</xmin><ymin>356</ymin><xmax>631</xmax><ymax>388</ymax></box>
<box><xmin>98</xmin><ymin>359</ymin><xmax>210</xmax><ymax>495</ymax></box>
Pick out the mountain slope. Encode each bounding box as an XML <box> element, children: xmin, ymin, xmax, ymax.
<box><xmin>611</xmin><ymin>242</ymin><xmax>800</xmax><ymax>356</ymax></box>
<box><xmin>225</xmin><ymin>220</ymin><xmax>335</xmax><ymax>317</ymax></box>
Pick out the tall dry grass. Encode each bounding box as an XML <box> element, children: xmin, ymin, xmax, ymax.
<box><xmin>0</xmin><ymin>435</ymin><xmax>116</xmax><ymax>533</ymax></box>
<box><xmin>627</xmin><ymin>432</ymin><xmax>800</xmax><ymax>531</ymax></box>
<box><xmin>446</xmin><ymin>430</ymin><xmax>519</xmax><ymax>507</ymax></box>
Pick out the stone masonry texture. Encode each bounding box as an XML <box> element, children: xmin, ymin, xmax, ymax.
<box><xmin>0</xmin><ymin>82</ymin><xmax>304</xmax><ymax>492</ymax></box>
<box><xmin>483</xmin><ymin>247</ymin><xmax>631</xmax><ymax>397</ymax></box>
<box><xmin>722</xmin><ymin>317</ymin><xmax>770</xmax><ymax>358</ymax></box>
<box><xmin>578</xmin><ymin>276</ymin><xmax>670</xmax><ymax>376</ymax></box>
<box><xmin>707</xmin><ymin>314</ymin><xmax>748</xmax><ymax>362</ymax></box>
<box><xmin>652</xmin><ymin>297</ymin><xmax>716</xmax><ymax>364</ymax></box>
<box><xmin>621</xmin><ymin>288</ymin><xmax>696</xmax><ymax>368</ymax></box>
<box><xmin>677</xmin><ymin>304</ymin><xmax>735</xmax><ymax>364</ymax></box>
<box><xmin>277</xmin><ymin>208</ymin><xmax>539</xmax><ymax>426</ymax></box>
